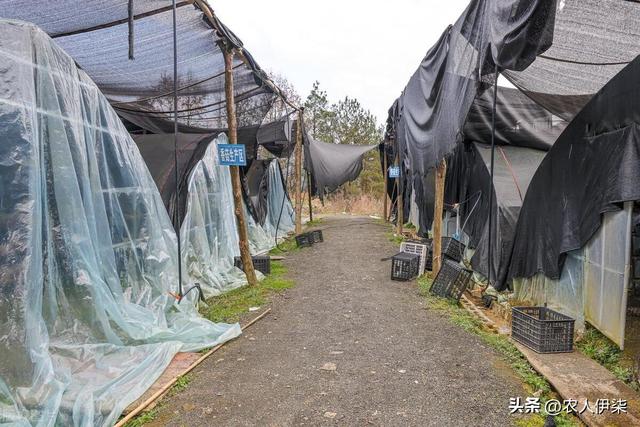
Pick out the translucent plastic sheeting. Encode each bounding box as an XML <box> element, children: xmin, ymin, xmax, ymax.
<box><xmin>0</xmin><ymin>21</ymin><xmax>240</xmax><ymax>426</ymax></box>
<box><xmin>583</xmin><ymin>203</ymin><xmax>633</xmax><ymax>348</ymax></box>
<box><xmin>408</xmin><ymin>189</ymin><xmax>420</xmax><ymax>230</ymax></box>
<box><xmin>513</xmin><ymin>250</ymin><xmax>586</xmax><ymax>333</ymax></box>
<box><xmin>245</xmin><ymin>201</ymin><xmax>274</xmax><ymax>255</ymax></box>
<box><xmin>513</xmin><ymin>204</ymin><xmax>633</xmax><ymax>347</ymax></box>
<box><xmin>262</xmin><ymin>160</ymin><xmax>295</xmax><ymax>240</ymax></box>
<box><xmin>180</xmin><ymin>134</ymin><xmax>248</xmax><ymax>298</ymax></box>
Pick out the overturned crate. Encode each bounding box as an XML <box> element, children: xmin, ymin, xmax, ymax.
<box><xmin>430</xmin><ymin>258</ymin><xmax>472</xmax><ymax>301</ymax></box>
<box><xmin>400</xmin><ymin>239</ymin><xmax>432</xmax><ymax>275</ymax></box>
<box><xmin>295</xmin><ymin>233</ymin><xmax>313</xmax><ymax>248</ymax></box>
<box><xmin>511</xmin><ymin>307</ymin><xmax>575</xmax><ymax>354</ymax></box>
<box><xmin>391</xmin><ymin>252</ymin><xmax>420</xmax><ymax>281</ymax></box>
<box><xmin>310</xmin><ymin>229</ymin><xmax>323</xmax><ymax>243</ymax></box>
<box><xmin>441</xmin><ymin>237</ymin><xmax>465</xmax><ymax>263</ymax></box>
<box><xmin>234</xmin><ymin>255</ymin><xmax>271</xmax><ymax>275</ymax></box>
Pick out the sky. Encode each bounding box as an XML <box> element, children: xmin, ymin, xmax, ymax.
<box><xmin>212</xmin><ymin>0</ymin><xmax>470</xmax><ymax>126</ymax></box>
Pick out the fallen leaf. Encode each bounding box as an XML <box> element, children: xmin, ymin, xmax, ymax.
<box><xmin>320</xmin><ymin>362</ymin><xmax>337</xmax><ymax>371</ymax></box>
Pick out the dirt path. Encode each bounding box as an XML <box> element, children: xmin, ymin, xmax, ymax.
<box><xmin>150</xmin><ymin>215</ymin><xmax>524</xmax><ymax>426</ymax></box>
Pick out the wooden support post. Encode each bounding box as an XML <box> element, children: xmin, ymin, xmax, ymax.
<box><xmin>294</xmin><ymin>109</ymin><xmax>303</xmax><ymax>234</ymax></box>
<box><xmin>433</xmin><ymin>159</ymin><xmax>447</xmax><ymax>275</ymax></box>
<box><xmin>306</xmin><ymin>170</ymin><xmax>313</xmax><ymax>222</ymax></box>
<box><xmin>396</xmin><ymin>152</ymin><xmax>403</xmax><ymax>235</ymax></box>
<box><xmin>383</xmin><ymin>143</ymin><xmax>388</xmax><ymax>222</ymax></box>
<box><xmin>224</xmin><ymin>46</ymin><xmax>257</xmax><ymax>286</ymax></box>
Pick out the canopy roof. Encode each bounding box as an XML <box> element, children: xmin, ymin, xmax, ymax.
<box><xmin>1</xmin><ymin>0</ymin><xmax>296</xmax><ymax>131</ymax></box>
<box><xmin>386</xmin><ymin>0</ymin><xmax>640</xmax><ymax>170</ymax></box>
<box><xmin>503</xmin><ymin>0</ymin><xmax>640</xmax><ymax>120</ymax></box>
<box><xmin>508</xmin><ymin>54</ymin><xmax>640</xmax><ymax>282</ymax></box>
<box><xmin>445</xmin><ymin>142</ymin><xmax>546</xmax><ymax>288</ymax></box>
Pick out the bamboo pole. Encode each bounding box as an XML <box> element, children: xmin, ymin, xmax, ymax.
<box><xmin>383</xmin><ymin>143</ymin><xmax>388</xmax><ymax>222</ymax></box>
<box><xmin>396</xmin><ymin>152</ymin><xmax>403</xmax><ymax>235</ymax></box>
<box><xmin>433</xmin><ymin>159</ymin><xmax>447</xmax><ymax>275</ymax></box>
<box><xmin>223</xmin><ymin>46</ymin><xmax>257</xmax><ymax>286</ymax></box>
<box><xmin>294</xmin><ymin>109</ymin><xmax>303</xmax><ymax>234</ymax></box>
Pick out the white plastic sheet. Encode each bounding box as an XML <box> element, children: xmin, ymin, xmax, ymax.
<box><xmin>180</xmin><ymin>134</ymin><xmax>247</xmax><ymax>298</ymax></box>
<box><xmin>513</xmin><ymin>204</ymin><xmax>633</xmax><ymax>347</ymax></box>
<box><xmin>0</xmin><ymin>21</ymin><xmax>240</xmax><ymax>426</ymax></box>
<box><xmin>262</xmin><ymin>160</ymin><xmax>295</xmax><ymax>240</ymax></box>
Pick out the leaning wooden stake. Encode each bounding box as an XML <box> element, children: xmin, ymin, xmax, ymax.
<box><xmin>396</xmin><ymin>152</ymin><xmax>403</xmax><ymax>235</ymax></box>
<box><xmin>383</xmin><ymin>144</ymin><xmax>388</xmax><ymax>222</ymax></box>
<box><xmin>294</xmin><ymin>109</ymin><xmax>303</xmax><ymax>234</ymax></box>
<box><xmin>223</xmin><ymin>46</ymin><xmax>257</xmax><ymax>286</ymax></box>
<box><xmin>433</xmin><ymin>159</ymin><xmax>447</xmax><ymax>275</ymax></box>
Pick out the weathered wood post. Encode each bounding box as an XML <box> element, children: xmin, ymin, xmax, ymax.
<box><xmin>396</xmin><ymin>152</ymin><xmax>403</xmax><ymax>235</ymax></box>
<box><xmin>294</xmin><ymin>109</ymin><xmax>303</xmax><ymax>234</ymax></box>
<box><xmin>383</xmin><ymin>142</ymin><xmax>388</xmax><ymax>222</ymax></box>
<box><xmin>307</xmin><ymin>170</ymin><xmax>314</xmax><ymax>222</ymax></box>
<box><xmin>223</xmin><ymin>46</ymin><xmax>258</xmax><ymax>286</ymax></box>
<box><xmin>433</xmin><ymin>159</ymin><xmax>447</xmax><ymax>275</ymax></box>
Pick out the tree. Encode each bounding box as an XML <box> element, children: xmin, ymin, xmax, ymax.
<box><xmin>301</xmin><ymin>81</ymin><xmax>384</xmax><ymax>201</ymax></box>
<box><xmin>303</xmin><ymin>81</ymin><xmax>334</xmax><ymax>142</ymax></box>
<box><xmin>266</xmin><ymin>72</ymin><xmax>301</xmax><ymax>121</ymax></box>
<box><xmin>139</xmin><ymin>71</ymin><xmax>206</xmax><ymax>127</ymax></box>
<box><xmin>331</xmin><ymin>96</ymin><xmax>380</xmax><ymax>146</ymax></box>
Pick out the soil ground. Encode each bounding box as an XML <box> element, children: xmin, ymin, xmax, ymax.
<box><xmin>148</xmin><ymin>215</ymin><xmax>526</xmax><ymax>426</ymax></box>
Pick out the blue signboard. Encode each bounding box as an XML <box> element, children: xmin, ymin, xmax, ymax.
<box><xmin>388</xmin><ymin>166</ymin><xmax>400</xmax><ymax>178</ymax></box>
<box><xmin>217</xmin><ymin>143</ymin><xmax>247</xmax><ymax>166</ymax></box>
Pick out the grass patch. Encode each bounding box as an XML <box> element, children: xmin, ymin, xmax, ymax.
<box><xmin>576</xmin><ymin>325</ymin><xmax>637</xmax><ymax>390</ymax></box>
<box><xmin>169</xmin><ymin>374</ymin><xmax>192</xmax><ymax>396</ymax></box>
<box><xmin>386</xmin><ymin>230</ymin><xmax>404</xmax><ymax>245</ymax></box>
<box><xmin>122</xmin><ymin>374</ymin><xmax>193</xmax><ymax>427</ymax></box>
<box><xmin>200</xmin><ymin>260</ymin><xmax>293</xmax><ymax>323</ymax></box>
<box><xmin>123</xmin><ymin>408</ymin><xmax>159</xmax><ymax>427</ymax></box>
<box><xmin>269</xmin><ymin>234</ymin><xmax>299</xmax><ymax>255</ymax></box>
<box><xmin>417</xmin><ymin>275</ymin><xmax>579</xmax><ymax>426</ymax></box>
<box><xmin>306</xmin><ymin>218</ymin><xmax>323</xmax><ymax>227</ymax></box>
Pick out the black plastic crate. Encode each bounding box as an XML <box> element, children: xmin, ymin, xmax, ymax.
<box><xmin>310</xmin><ymin>229</ymin><xmax>323</xmax><ymax>243</ymax></box>
<box><xmin>441</xmin><ymin>237</ymin><xmax>466</xmax><ymax>262</ymax></box>
<box><xmin>391</xmin><ymin>252</ymin><xmax>420</xmax><ymax>281</ymax></box>
<box><xmin>295</xmin><ymin>233</ymin><xmax>313</xmax><ymax>248</ymax></box>
<box><xmin>234</xmin><ymin>255</ymin><xmax>271</xmax><ymax>275</ymax></box>
<box><xmin>429</xmin><ymin>258</ymin><xmax>472</xmax><ymax>301</ymax></box>
<box><xmin>633</xmin><ymin>235</ymin><xmax>640</xmax><ymax>256</ymax></box>
<box><xmin>511</xmin><ymin>307</ymin><xmax>574</xmax><ymax>353</ymax></box>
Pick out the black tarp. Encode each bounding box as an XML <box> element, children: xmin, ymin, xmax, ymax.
<box><xmin>445</xmin><ymin>142</ymin><xmax>546</xmax><ymax>288</ymax></box>
<box><xmin>133</xmin><ymin>133</ymin><xmax>215</xmax><ymax>229</ymax></box>
<box><xmin>305</xmin><ymin>136</ymin><xmax>376</xmax><ymax>198</ymax></box>
<box><xmin>387</xmin><ymin>0</ymin><xmax>640</xmax><ymax>242</ymax></box>
<box><xmin>507</xmin><ymin>54</ymin><xmax>640</xmax><ymax>283</ymax></box>
<box><xmin>503</xmin><ymin>0</ymin><xmax>640</xmax><ymax>121</ymax></box>
<box><xmin>386</xmin><ymin>0</ymin><xmax>556</xmax><ymax>236</ymax></box>
<box><xmin>463</xmin><ymin>87</ymin><xmax>565</xmax><ymax>151</ymax></box>
<box><xmin>243</xmin><ymin>160</ymin><xmax>271</xmax><ymax>226</ymax></box>
<box><xmin>388</xmin><ymin>86</ymin><xmax>565</xmax><ymax>236</ymax></box>
<box><xmin>242</xmin><ymin>158</ymin><xmax>292</xmax><ymax>227</ymax></box>
<box><xmin>393</xmin><ymin>0</ymin><xmax>555</xmax><ymax>175</ymax></box>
